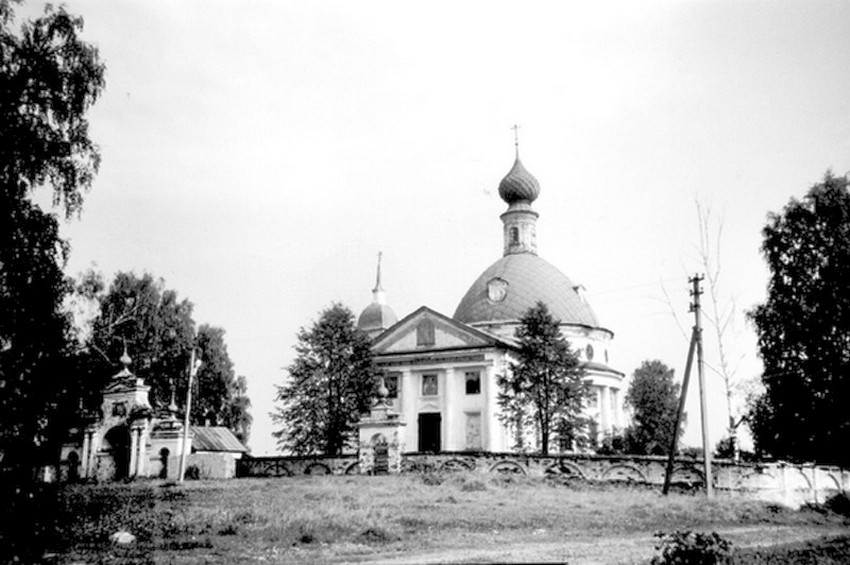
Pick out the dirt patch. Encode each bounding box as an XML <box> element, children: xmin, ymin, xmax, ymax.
<box><xmin>360</xmin><ymin>526</ymin><xmax>850</xmax><ymax>565</ymax></box>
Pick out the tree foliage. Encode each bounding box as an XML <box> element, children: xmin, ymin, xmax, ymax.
<box><xmin>748</xmin><ymin>172</ymin><xmax>850</xmax><ymax>465</ymax></box>
<box><xmin>86</xmin><ymin>272</ymin><xmax>195</xmax><ymax>408</ymax></box>
<box><xmin>82</xmin><ymin>271</ymin><xmax>251</xmax><ymax>442</ymax></box>
<box><xmin>195</xmin><ymin>324</ymin><xmax>252</xmax><ymax>444</ymax></box>
<box><xmin>0</xmin><ymin>3</ymin><xmax>104</xmax><ymax>558</ymax></box>
<box><xmin>623</xmin><ymin>360</ymin><xmax>681</xmax><ymax>455</ymax></box>
<box><xmin>273</xmin><ymin>303</ymin><xmax>378</xmax><ymax>456</ymax></box>
<box><xmin>0</xmin><ymin>1</ymin><xmax>105</xmax><ymax>217</ymax></box>
<box><xmin>497</xmin><ymin>301</ymin><xmax>588</xmax><ymax>455</ymax></box>
<box><xmin>0</xmin><ymin>1</ymin><xmax>105</xmax><ymax>475</ymax></box>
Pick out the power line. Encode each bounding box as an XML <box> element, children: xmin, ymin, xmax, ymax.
<box><xmin>584</xmin><ymin>276</ymin><xmax>685</xmax><ymax>297</ymax></box>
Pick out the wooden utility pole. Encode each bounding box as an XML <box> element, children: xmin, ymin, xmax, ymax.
<box><xmin>662</xmin><ymin>275</ymin><xmax>713</xmax><ymax>498</ymax></box>
<box><xmin>178</xmin><ymin>347</ymin><xmax>201</xmax><ymax>483</ymax></box>
<box><xmin>692</xmin><ymin>274</ymin><xmax>714</xmax><ymax>498</ymax></box>
<box><xmin>662</xmin><ymin>327</ymin><xmax>696</xmax><ymax>495</ymax></box>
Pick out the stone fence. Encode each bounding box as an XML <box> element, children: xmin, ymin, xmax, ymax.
<box><xmin>237</xmin><ymin>454</ymin><xmax>360</xmax><ymax>477</ymax></box>
<box><xmin>236</xmin><ymin>451</ymin><xmax>848</xmax><ymax>508</ymax></box>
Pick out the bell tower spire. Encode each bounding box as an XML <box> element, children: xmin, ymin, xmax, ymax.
<box><xmin>357</xmin><ymin>252</ymin><xmax>398</xmax><ymax>338</ymax></box>
<box><xmin>372</xmin><ymin>251</ymin><xmax>386</xmax><ymax>304</ymax></box>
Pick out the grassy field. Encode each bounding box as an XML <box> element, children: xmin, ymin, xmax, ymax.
<box><xmin>7</xmin><ymin>473</ymin><xmax>850</xmax><ymax>564</ymax></box>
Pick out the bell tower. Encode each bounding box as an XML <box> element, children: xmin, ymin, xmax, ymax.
<box><xmin>499</xmin><ymin>126</ymin><xmax>541</xmax><ymax>256</ymax></box>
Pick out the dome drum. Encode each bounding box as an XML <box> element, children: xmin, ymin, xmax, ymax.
<box><xmin>501</xmin><ymin>216</ymin><xmax>538</xmax><ymax>256</ymax></box>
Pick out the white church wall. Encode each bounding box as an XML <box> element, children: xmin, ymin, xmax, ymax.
<box><xmin>380</xmin><ymin>350</ymin><xmax>511</xmax><ymax>453</ymax></box>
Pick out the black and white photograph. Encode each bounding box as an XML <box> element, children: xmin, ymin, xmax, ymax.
<box><xmin>2</xmin><ymin>1</ymin><xmax>850</xmax><ymax>562</ymax></box>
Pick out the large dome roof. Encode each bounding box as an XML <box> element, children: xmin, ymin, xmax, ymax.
<box><xmin>453</xmin><ymin>253</ymin><xmax>600</xmax><ymax>327</ymax></box>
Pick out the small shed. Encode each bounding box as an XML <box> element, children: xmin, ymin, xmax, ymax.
<box><xmin>177</xmin><ymin>426</ymin><xmax>248</xmax><ymax>479</ymax></box>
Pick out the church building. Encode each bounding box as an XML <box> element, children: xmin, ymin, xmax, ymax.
<box><xmin>357</xmin><ymin>149</ymin><xmax>624</xmax><ymax>453</ymax></box>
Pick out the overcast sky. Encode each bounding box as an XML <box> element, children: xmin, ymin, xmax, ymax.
<box><xmin>23</xmin><ymin>1</ymin><xmax>850</xmax><ymax>454</ymax></box>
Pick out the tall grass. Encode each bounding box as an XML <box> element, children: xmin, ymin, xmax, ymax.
<box><xmin>34</xmin><ymin>473</ymin><xmax>850</xmax><ymax>562</ymax></box>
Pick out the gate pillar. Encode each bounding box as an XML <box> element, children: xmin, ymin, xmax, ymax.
<box><xmin>358</xmin><ymin>381</ymin><xmax>406</xmax><ymax>474</ymax></box>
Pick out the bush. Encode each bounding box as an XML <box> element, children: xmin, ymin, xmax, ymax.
<box><xmin>680</xmin><ymin>447</ymin><xmax>705</xmax><ymax>459</ymax></box>
<box><xmin>651</xmin><ymin>530</ymin><xmax>732</xmax><ymax>565</ymax></box>
<box><xmin>460</xmin><ymin>478</ymin><xmax>488</xmax><ymax>492</ymax></box>
<box><xmin>824</xmin><ymin>492</ymin><xmax>850</xmax><ymax>518</ymax></box>
<box><xmin>712</xmin><ymin>438</ymin><xmax>759</xmax><ymax>462</ymax></box>
<box><xmin>714</xmin><ymin>437</ymin><xmax>736</xmax><ymax>459</ymax></box>
<box><xmin>597</xmin><ymin>432</ymin><xmax>631</xmax><ymax>455</ymax></box>
<box><xmin>733</xmin><ymin>535</ymin><xmax>850</xmax><ymax>564</ymax></box>
<box><xmin>421</xmin><ymin>472</ymin><xmax>444</xmax><ymax>486</ymax></box>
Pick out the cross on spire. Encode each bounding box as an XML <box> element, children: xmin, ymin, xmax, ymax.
<box><xmin>511</xmin><ymin>124</ymin><xmax>521</xmax><ymax>157</ymax></box>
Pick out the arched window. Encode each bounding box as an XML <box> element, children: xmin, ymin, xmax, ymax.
<box><xmin>465</xmin><ymin>371</ymin><xmax>481</xmax><ymax>395</ymax></box>
<box><xmin>159</xmin><ymin>447</ymin><xmax>170</xmax><ymax>479</ymax></box>
<box><xmin>510</xmin><ymin>226</ymin><xmax>519</xmax><ymax>244</ymax></box>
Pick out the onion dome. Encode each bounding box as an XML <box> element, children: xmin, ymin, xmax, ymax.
<box><xmin>358</xmin><ymin>302</ymin><xmax>398</xmax><ymax>335</ymax></box>
<box><xmin>453</xmin><ymin>246</ymin><xmax>599</xmax><ymax>327</ymax></box>
<box><xmin>110</xmin><ymin>345</ymin><xmax>135</xmax><ymax>383</ymax></box>
<box><xmin>498</xmin><ymin>157</ymin><xmax>540</xmax><ymax>204</ymax></box>
<box><xmin>357</xmin><ymin>252</ymin><xmax>398</xmax><ymax>337</ymax></box>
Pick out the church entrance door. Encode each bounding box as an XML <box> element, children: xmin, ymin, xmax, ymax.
<box><xmin>418</xmin><ymin>412</ymin><xmax>441</xmax><ymax>453</ymax></box>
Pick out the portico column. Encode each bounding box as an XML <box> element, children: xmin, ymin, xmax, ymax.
<box><xmin>489</xmin><ymin>361</ymin><xmax>506</xmax><ymax>451</ymax></box>
<box><xmin>132</xmin><ymin>423</ymin><xmax>147</xmax><ymax>477</ymax></box>
<box><xmin>444</xmin><ymin>368</ymin><xmax>455</xmax><ymax>451</ymax></box>
<box><xmin>600</xmin><ymin>386</ymin><xmax>611</xmax><ymax>435</ymax></box>
<box><xmin>81</xmin><ymin>428</ymin><xmax>92</xmax><ymax>478</ymax></box>
<box><xmin>128</xmin><ymin>427</ymin><xmax>139</xmax><ymax>478</ymax></box>
<box><xmin>610</xmin><ymin>388</ymin><xmax>620</xmax><ymax>429</ymax></box>
<box><xmin>401</xmin><ymin>369</ymin><xmax>416</xmax><ymax>450</ymax></box>
<box><xmin>482</xmin><ymin>366</ymin><xmax>491</xmax><ymax>451</ymax></box>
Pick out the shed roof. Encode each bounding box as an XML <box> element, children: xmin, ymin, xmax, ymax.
<box><xmin>191</xmin><ymin>426</ymin><xmax>248</xmax><ymax>453</ymax></box>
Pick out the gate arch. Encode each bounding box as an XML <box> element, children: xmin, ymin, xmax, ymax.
<box><xmin>600</xmin><ymin>464</ymin><xmax>646</xmax><ymax>483</ymax></box>
<box><xmin>104</xmin><ymin>425</ymin><xmax>131</xmax><ymax>480</ymax></box>
<box><xmin>545</xmin><ymin>460</ymin><xmax>586</xmax><ymax>479</ymax></box>
<box><xmin>488</xmin><ymin>460</ymin><xmax>527</xmax><ymax>476</ymax></box>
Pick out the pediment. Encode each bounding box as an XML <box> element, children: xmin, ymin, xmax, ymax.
<box><xmin>372</xmin><ymin>306</ymin><xmax>506</xmax><ymax>355</ymax></box>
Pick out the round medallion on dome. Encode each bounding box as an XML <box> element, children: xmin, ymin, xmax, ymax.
<box><xmin>487</xmin><ymin>277</ymin><xmax>508</xmax><ymax>302</ymax></box>
<box><xmin>498</xmin><ymin>157</ymin><xmax>540</xmax><ymax>204</ymax></box>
